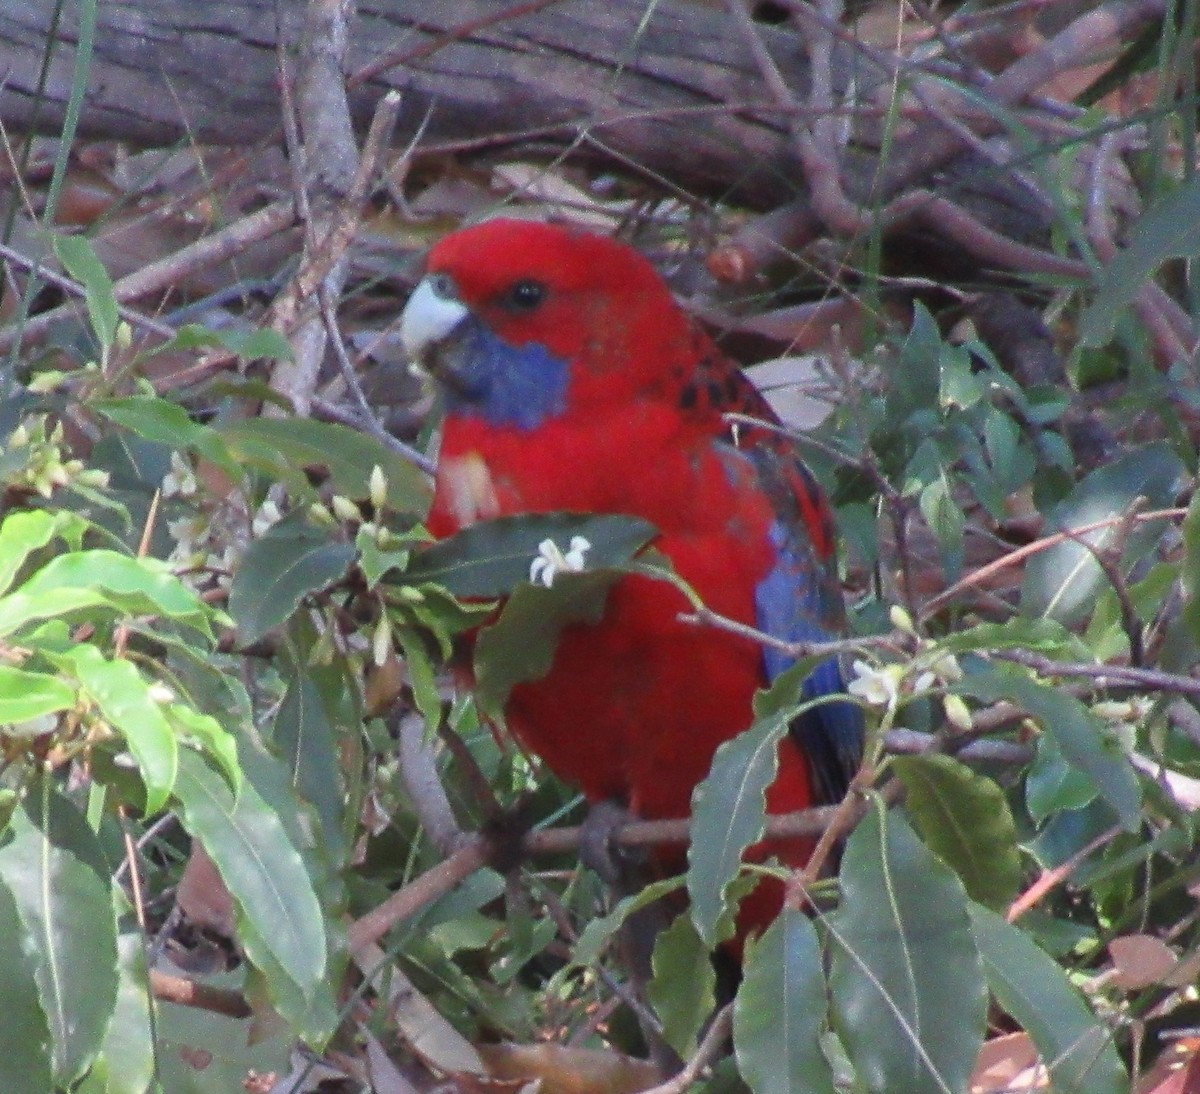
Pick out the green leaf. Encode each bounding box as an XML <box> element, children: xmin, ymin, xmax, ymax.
<box><xmin>474</xmin><ymin>569</ymin><xmax>620</xmax><ymax>720</ymax></box>
<box><xmin>735</xmin><ymin>907</ymin><xmax>837</xmax><ymax>1094</ymax></box>
<box><xmin>934</xmin><ymin>617</ymin><xmax>1088</xmax><ymax>659</ymax></box>
<box><xmin>154</xmin><ymin>998</ymin><xmax>291</xmax><ymax>1094</ymax></box>
<box><xmin>0</xmin><ymin>586</ymin><xmax>115</xmax><ymax>637</ymax></box>
<box><xmin>1081</xmin><ymin>175</ymin><xmax>1200</xmax><ymax>345</ymax></box>
<box><xmin>0</xmin><ymin>873</ymin><xmax>53</xmax><ymax>1094</ymax></box>
<box><xmin>153</xmin><ymin>322</ymin><xmax>294</xmax><ymax>361</ymax></box>
<box><xmin>1182</xmin><ymin>487</ymin><xmax>1200</xmax><ymax>645</ymax></box>
<box><xmin>1026</xmin><ymin>734</ymin><xmax>1098</xmax><ymax>822</ymax></box>
<box><xmin>218</xmin><ymin>417</ymin><xmax>430</xmax><ymax>513</ymax></box>
<box><xmin>570</xmin><ymin>877</ymin><xmax>685</xmax><ymax>968</ymax></box>
<box><xmin>0</xmin><ymin>509</ymin><xmax>87</xmax><ymax>597</ymax></box>
<box><xmin>892</xmin><ymin>754</ymin><xmax>1022</xmax><ymax>912</ymax></box>
<box><xmin>228</xmin><ymin>515</ymin><xmax>356</xmax><ymax>645</ymax></box>
<box><xmin>918</xmin><ymin>471</ymin><xmax>964</xmax><ymax>579</ymax></box>
<box><xmin>62</xmin><ymin>645</ymin><xmax>178</xmax><ymax>814</ymax></box>
<box><xmin>969</xmin><ymin>903</ymin><xmax>1126</xmax><ymax>1094</ymax></box>
<box><xmin>92</xmin><ymin>397</ymin><xmax>236</xmax><ymax>474</ymax></box>
<box><xmin>0</xmin><ymin>781</ymin><xmax>119</xmax><ymax>1086</ymax></box>
<box><xmin>12</xmin><ymin>550</ymin><xmax>212</xmax><ymax>635</ymax></box>
<box><xmin>55</xmin><ymin>235</ymin><xmax>119</xmax><ymax>350</ymax></box>
<box><xmin>172</xmin><ymin>751</ymin><xmax>327</xmax><ymax>1006</ymax></box>
<box><xmin>648</xmin><ymin>914</ymin><xmax>717</xmax><ymax>1057</ymax></box>
<box><xmin>890</xmin><ymin>304</ymin><xmax>943</xmax><ymax>420</ymax></box>
<box><xmin>86</xmin><ymin>932</ymin><xmax>155</xmax><ymax>1094</ymax></box>
<box><xmin>956</xmin><ymin>664</ymin><xmax>1140</xmax><ymax>829</ymax></box>
<box><xmin>272</xmin><ymin>623</ymin><xmax>352</xmax><ymax>856</ymax></box>
<box><xmin>829</xmin><ymin>802</ymin><xmax>986</xmax><ymax>1094</ymax></box>
<box><xmin>1021</xmin><ymin>445</ymin><xmax>1181</xmax><ymax>625</ymax></box>
<box><xmin>405</xmin><ymin>513</ymin><xmax>658</xmax><ymax>597</ymax></box>
<box><xmin>688</xmin><ymin>711</ymin><xmax>789</xmax><ymax>947</ymax></box>
<box><xmin>165</xmin><ymin>703</ymin><xmax>241</xmax><ymax>792</ymax></box>
<box><xmin>0</xmin><ymin>666</ymin><xmax>76</xmax><ymax>724</ymax></box>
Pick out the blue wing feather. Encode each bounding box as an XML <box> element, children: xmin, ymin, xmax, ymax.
<box><xmin>748</xmin><ymin>452</ymin><xmax>864</xmax><ymax>805</ymax></box>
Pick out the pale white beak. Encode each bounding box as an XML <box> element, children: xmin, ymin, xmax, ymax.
<box><xmin>400</xmin><ymin>276</ymin><xmax>470</xmax><ymax>358</ymax></box>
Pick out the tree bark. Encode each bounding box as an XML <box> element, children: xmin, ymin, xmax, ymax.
<box><xmin>0</xmin><ymin>0</ymin><xmax>835</xmax><ymax>208</ymax></box>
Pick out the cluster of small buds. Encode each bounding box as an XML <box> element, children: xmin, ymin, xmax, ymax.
<box><xmin>1092</xmin><ymin>697</ymin><xmax>1151</xmax><ymax>753</ymax></box>
<box><xmin>848</xmin><ymin>605</ymin><xmax>970</xmax><ymax>728</ymax></box>
<box><xmin>5</xmin><ymin>416</ymin><xmax>109</xmax><ymax>498</ymax></box>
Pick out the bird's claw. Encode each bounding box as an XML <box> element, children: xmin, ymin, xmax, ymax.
<box><xmin>579</xmin><ymin>799</ymin><xmax>643</xmax><ymax>887</ymax></box>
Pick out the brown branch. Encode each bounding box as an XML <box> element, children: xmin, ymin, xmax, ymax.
<box><xmin>1007</xmin><ymin>824</ymin><xmax>1123</xmax><ymax>922</ymax></box>
<box><xmin>638</xmin><ymin>1004</ymin><xmax>733</xmax><ymax>1094</ymax></box>
<box><xmin>994</xmin><ymin>650</ymin><xmax>1200</xmax><ymax>700</ymax></box>
<box><xmin>919</xmin><ymin>507</ymin><xmax>1188</xmax><ymax>620</ymax></box>
<box><xmin>0</xmin><ymin>199</ymin><xmax>297</xmax><ymax>356</ymax></box>
<box><xmin>149</xmin><ymin>969</ymin><xmax>253</xmax><ymax>1019</ymax></box>
<box><xmin>349</xmin><ymin>838</ymin><xmax>492</xmax><ymax>952</ymax></box>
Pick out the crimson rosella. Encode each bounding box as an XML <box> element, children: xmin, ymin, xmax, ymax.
<box><xmin>400</xmin><ymin>218</ymin><xmax>863</xmax><ymax>931</ymax></box>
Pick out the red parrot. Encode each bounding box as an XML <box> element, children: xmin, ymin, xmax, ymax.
<box><xmin>400</xmin><ymin>218</ymin><xmax>862</xmax><ymax>927</ymax></box>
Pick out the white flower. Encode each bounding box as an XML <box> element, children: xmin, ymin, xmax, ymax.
<box><xmin>847</xmin><ymin>659</ymin><xmax>902</xmax><ymax>709</ymax></box>
<box><xmin>251</xmin><ymin>497</ymin><xmax>283</xmax><ymax>536</ymax></box>
<box><xmin>162</xmin><ymin>451</ymin><xmax>198</xmax><ymax>498</ymax></box>
<box><xmin>529</xmin><ymin>536</ymin><xmax>592</xmax><ymax>587</ymax></box>
<box><xmin>147</xmin><ymin>682</ymin><xmax>176</xmax><ymax>704</ymax></box>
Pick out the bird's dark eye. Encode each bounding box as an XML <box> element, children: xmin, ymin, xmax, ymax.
<box><xmin>503</xmin><ymin>279</ymin><xmax>546</xmax><ymax>313</ymax></box>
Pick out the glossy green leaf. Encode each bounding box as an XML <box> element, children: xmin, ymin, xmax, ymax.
<box><xmin>272</xmin><ymin>626</ymin><xmax>351</xmax><ymax>855</ymax></box>
<box><xmin>1026</xmin><ymin>734</ymin><xmax>1098</xmax><ymax>823</ymax></box>
<box><xmin>1021</xmin><ymin>445</ymin><xmax>1181</xmax><ymax>625</ymax></box>
<box><xmin>218</xmin><ymin>417</ymin><xmax>430</xmax><ymax>513</ymax></box>
<box><xmin>0</xmin><ymin>585</ymin><xmax>114</xmax><ymax>637</ymax></box>
<box><xmin>688</xmin><ymin>711</ymin><xmax>788</xmax><ymax>947</ymax></box>
<box><xmin>474</xmin><ymin>568</ymin><xmax>619</xmax><ymax>720</ymax></box>
<box><xmin>155</xmin><ymin>322</ymin><xmax>294</xmax><ymax>361</ymax></box>
<box><xmin>55</xmin><ymin>235</ymin><xmax>119</xmax><ymax>349</ymax></box>
<box><xmin>969</xmin><ymin>903</ymin><xmax>1126</xmax><ymax>1094</ymax></box>
<box><xmin>571</xmin><ymin>877</ymin><xmax>685</xmax><ymax>968</ymax></box>
<box><xmin>406</xmin><ymin>512</ymin><xmax>658</xmax><ymax>597</ymax></box>
<box><xmin>934</xmin><ymin>616</ymin><xmax>1087</xmax><ymax>659</ymax></box>
<box><xmin>92</xmin><ymin>396</ymin><xmax>236</xmax><ymax>473</ymax></box>
<box><xmin>85</xmin><ymin>932</ymin><xmax>155</xmax><ymax>1094</ymax></box>
<box><xmin>1081</xmin><ymin>175</ymin><xmax>1200</xmax><ymax>345</ymax></box>
<box><xmin>1182</xmin><ymin>487</ymin><xmax>1200</xmax><ymax>645</ymax></box>
<box><xmin>228</xmin><ymin>516</ymin><xmax>356</xmax><ymax>644</ymax></box>
<box><xmin>63</xmin><ymin>645</ymin><xmax>177</xmax><ymax>814</ymax></box>
<box><xmin>165</xmin><ymin>703</ymin><xmax>241</xmax><ymax>792</ymax></box>
<box><xmin>154</xmin><ymin>998</ymin><xmax>291</xmax><ymax>1094</ymax></box>
<box><xmin>735</xmin><ymin>907</ymin><xmax>836</xmax><ymax>1094</ymax></box>
<box><xmin>892</xmin><ymin>754</ymin><xmax>1022</xmax><ymax>912</ymax></box>
<box><xmin>0</xmin><ymin>666</ymin><xmax>75</xmax><ymax>724</ymax></box>
<box><xmin>0</xmin><ymin>873</ymin><xmax>53</xmax><ymax>1094</ymax></box>
<box><xmin>172</xmin><ymin>751</ymin><xmax>327</xmax><ymax>1005</ymax></box>
<box><xmin>0</xmin><ymin>509</ymin><xmax>87</xmax><ymax>597</ymax></box>
<box><xmin>829</xmin><ymin>803</ymin><xmax>986</xmax><ymax>1094</ymax></box>
<box><xmin>0</xmin><ymin>781</ymin><xmax>119</xmax><ymax>1086</ymax></box>
<box><xmin>648</xmin><ymin>913</ymin><xmax>716</xmax><ymax>1057</ymax></box>
<box><xmin>956</xmin><ymin>664</ymin><xmax>1139</xmax><ymax>829</ymax></box>
<box><xmin>13</xmin><ymin>550</ymin><xmax>212</xmax><ymax>633</ymax></box>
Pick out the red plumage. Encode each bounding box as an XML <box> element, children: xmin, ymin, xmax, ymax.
<box><xmin>401</xmin><ymin>219</ymin><xmax>860</xmax><ymax>926</ymax></box>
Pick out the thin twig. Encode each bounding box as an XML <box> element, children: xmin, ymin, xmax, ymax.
<box><xmin>920</xmin><ymin>507</ymin><xmax>1187</xmax><ymax>619</ymax></box>
<box><xmin>1007</xmin><ymin>825</ymin><xmax>1124</xmax><ymax>922</ymax></box>
<box><xmin>637</xmin><ymin>1004</ymin><xmax>733</xmax><ymax>1094</ymax></box>
<box><xmin>0</xmin><ymin>199</ymin><xmax>297</xmax><ymax>356</ymax></box>
<box><xmin>994</xmin><ymin>650</ymin><xmax>1200</xmax><ymax>700</ymax></box>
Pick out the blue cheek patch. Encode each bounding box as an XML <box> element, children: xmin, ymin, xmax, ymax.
<box><xmin>441</xmin><ymin>320</ymin><xmax>571</xmax><ymax>430</ymax></box>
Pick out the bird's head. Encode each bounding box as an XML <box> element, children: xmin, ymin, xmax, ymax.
<box><xmin>400</xmin><ymin>218</ymin><xmax>699</xmax><ymax>430</ymax></box>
